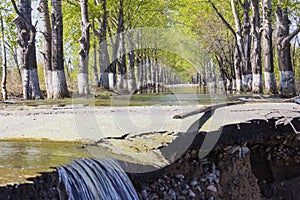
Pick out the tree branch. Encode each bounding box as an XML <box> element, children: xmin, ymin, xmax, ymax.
<box><xmin>10</xmin><ymin>0</ymin><xmax>36</xmax><ymax>33</ymax></box>
<box><xmin>208</xmin><ymin>0</ymin><xmax>236</xmax><ymax>38</ymax></box>
<box><xmin>286</xmin><ymin>25</ymin><xmax>300</xmax><ymax>43</ymax></box>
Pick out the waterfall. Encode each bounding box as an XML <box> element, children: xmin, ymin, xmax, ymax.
<box><xmin>57</xmin><ymin>158</ymin><xmax>139</xmax><ymax>200</ymax></box>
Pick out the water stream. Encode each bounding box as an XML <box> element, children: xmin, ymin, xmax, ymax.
<box><xmin>57</xmin><ymin>158</ymin><xmax>138</xmax><ymax>200</ymax></box>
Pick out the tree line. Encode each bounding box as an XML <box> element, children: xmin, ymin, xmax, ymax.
<box><xmin>0</xmin><ymin>0</ymin><xmax>299</xmax><ymax>100</ymax></box>
<box><xmin>176</xmin><ymin>0</ymin><xmax>299</xmax><ymax>97</ymax></box>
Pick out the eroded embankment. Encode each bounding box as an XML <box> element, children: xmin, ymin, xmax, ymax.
<box><xmin>0</xmin><ymin>117</ymin><xmax>299</xmax><ymax>200</ymax></box>
<box><xmin>130</xmin><ymin>117</ymin><xmax>300</xmax><ymax>200</ymax></box>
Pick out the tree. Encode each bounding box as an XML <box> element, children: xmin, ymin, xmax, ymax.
<box><xmin>275</xmin><ymin>0</ymin><xmax>299</xmax><ymax>97</ymax></box>
<box><xmin>0</xmin><ymin>12</ymin><xmax>7</xmax><ymax>100</ymax></box>
<box><xmin>92</xmin><ymin>0</ymin><xmax>111</xmax><ymax>89</ymax></box>
<box><xmin>78</xmin><ymin>0</ymin><xmax>91</xmax><ymax>94</ymax></box>
<box><xmin>11</xmin><ymin>0</ymin><xmax>43</xmax><ymax>100</ymax></box>
<box><xmin>262</xmin><ymin>0</ymin><xmax>277</xmax><ymax>94</ymax></box>
<box><xmin>38</xmin><ymin>0</ymin><xmax>53</xmax><ymax>98</ymax></box>
<box><xmin>250</xmin><ymin>0</ymin><xmax>262</xmax><ymax>93</ymax></box>
<box><xmin>51</xmin><ymin>0</ymin><xmax>69</xmax><ymax>98</ymax></box>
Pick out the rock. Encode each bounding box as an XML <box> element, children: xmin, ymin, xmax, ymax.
<box><xmin>228</xmin><ymin>145</ymin><xmax>240</xmax><ymax>154</ymax></box>
<box><xmin>175</xmin><ymin>174</ymin><xmax>185</xmax><ymax>180</ymax></box>
<box><xmin>182</xmin><ymin>189</ymin><xmax>189</xmax><ymax>195</ymax></box>
<box><xmin>141</xmin><ymin>189</ymin><xmax>148</xmax><ymax>198</ymax></box>
<box><xmin>207</xmin><ymin>185</ymin><xmax>218</xmax><ymax>192</ymax></box>
<box><xmin>159</xmin><ymin>186</ymin><xmax>165</xmax><ymax>192</ymax></box>
<box><xmin>184</xmin><ymin>184</ymin><xmax>190</xmax><ymax>190</ymax></box>
<box><xmin>241</xmin><ymin>147</ymin><xmax>250</xmax><ymax>157</ymax></box>
<box><xmin>190</xmin><ymin>180</ymin><xmax>198</xmax><ymax>187</ymax></box>
<box><xmin>196</xmin><ymin>185</ymin><xmax>202</xmax><ymax>192</ymax></box>
<box><xmin>189</xmin><ymin>189</ymin><xmax>196</xmax><ymax>198</ymax></box>
<box><xmin>168</xmin><ymin>189</ymin><xmax>176</xmax><ymax>198</ymax></box>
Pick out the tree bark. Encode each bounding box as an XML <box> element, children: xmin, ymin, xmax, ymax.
<box><xmin>93</xmin><ymin>38</ymin><xmax>99</xmax><ymax>87</ymax></box>
<box><xmin>78</xmin><ymin>0</ymin><xmax>90</xmax><ymax>95</ymax></box>
<box><xmin>275</xmin><ymin>1</ymin><xmax>298</xmax><ymax>97</ymax></box>
<box><xmin>51</xmin><ymin>0</ymin><xmax>69</xmax><ymax>98</ymax></box>
<box><xmin>92</xmin><ymin>0</ymin><xmax>110</xmax><ymax>89</ymax></box>
<box><xmin>262</xmin><ymin>0</ymin><xmax>277</xmax><ymax>94</ymax></box>
<box><xmin>234</xmin><ymin>45</ymin><xmax>242</xmax><ymax>92</ymax></box>
<box><xmin>12</xmin><ymin>0</ymin><xmax>43</xmax><ymax>100</ymax></box>
<box><xmin>38</xmin><ymin>0</ymin><xmax>53</xmax><ymax>99</ymax></box>
<box><xmin>1</xmin><ymin>13</ymin><xmax>7</xmax><ymax>100</ymax></box>
<box><xmin>250</xmin><ymin>0</ymin><xmax>262</xmax><ymax>93</ymax></box>
<box><xmin>127</xmin><ymin>31</ymin><xmax>136</xmax><ymax>91</ymax></box>
<box><xmin>241</xmin><ymin>0</ymin><xmax>252</xmax><ymax>92</ymax></box>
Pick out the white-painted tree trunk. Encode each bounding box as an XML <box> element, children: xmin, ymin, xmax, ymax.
<box><xmin>116</xmin><ymin>74</ymin><xmax>125</xmax><ymax>91</ymax></box>
<box><xmin>264</xmin><ymin>72</ymin><xmax>276</xmax><ymax>93</ymax></box>
<box><xmin>38</xmin><ymin>0</ymin><xmax>52</xmax><ymax>99</ymax></box>
<box><xmin>252</xmin><ymin>73</ymin><xmax>262</xmax><ymax>93</ymax></box>
<box><xmin>78</xmin><ymin>73</ymin><xmax>89</xmax><ymax>94</ymax></box>
<box><xmin>262</xmin><ymin>0</ymin><xmax>276</xmax><ymax>94</ymax></box>
<box><xmin>279</xmin><ymin>71</ymin><xmax>296</xmax><ymax>97</ymax></box>
<box><xmin>275</xmin><ymin>2</ymin><xmax>298</xmax><ymax>97</ymax></box>
<box><xmin>51</xmin><ymin>0</ymin><xmax>69</xmax><ymax>98</ymax></box>
<box><xmin>52</xmin><ymin>70</ymin><xmax>68</xmax><ymax>99</ymax></box>
<box><xmin>108</xmin><ymin>73</ymin><xmax>114</xmax><ymax>90</ymax></box>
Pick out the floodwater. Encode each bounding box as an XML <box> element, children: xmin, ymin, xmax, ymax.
<box><xmin>0</xmin><ymin>140</ymin><xmax>92</xmax><ymax>186</ymax></box>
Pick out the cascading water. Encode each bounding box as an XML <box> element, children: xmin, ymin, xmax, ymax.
<box><xmin>57</xmin><ymin>158</ymin><xmax>139</xmax><ymax>200</ymax></box>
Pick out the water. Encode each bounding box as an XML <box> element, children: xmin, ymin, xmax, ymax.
<box><xmin>0</xmin><ymin>140</ymin><xmax>91</xmax><ymax>186</ymax></box>
<box><xmin>57</xmin><ymin>158</ymin><xmax>139</xmax><ymax>200</ymax></box>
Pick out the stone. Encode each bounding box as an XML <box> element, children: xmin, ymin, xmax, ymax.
<box><xmin>168</xmin><ymin>189</ymin><xmax>176</xmax><ymax>198</ymax></box>
<box><xmin>189</xmin><ymin>189</ymin><xmax>196</xmax><ymax>198</ymax></box>
<box><xmin>196</xmin><ymin>186</ymin><xmax>202</xmax><ymax>192</ymax></box>
<box><xmin>175</xmin><ymin>174</ymin><xmax>185</xmax><ymax>180</ymax></box>
<box><xmin>190</xmin><ymin>180</ymin><xmax>198</xmax><ymax>187</ymax></box>
<box><xmin>207</xmin><ymin>185</ymin><xmax>217</xmax><ymax>192</ymax></box>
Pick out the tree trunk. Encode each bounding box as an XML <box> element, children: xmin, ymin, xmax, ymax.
<box><xmin>262</xmin><ymin>0</ymin><xmax>276</xmax><ymax>94</ymax></box>
<box><xmin>12</xmin><ymin>0</ymin><xmax>43</xmax><ymax>100</ymax></box>
<box><xmin>275</xmin><ymin>1</ymin><xmax>299</xmax><ymax>97</ymax></box>
<box><xmin>78</xmin><ymin>0</ymin><xmax>90</xmax><ymax>95</ymax></box>
<box><xmin>93</xmin><ymin>39</ymin><xmax>99</xmax><ymax>87</ymax></box>
<box><xmin>0</xmin><ymin>13</ymin><xmax>7</xmax><ymax>100</ymax></box>
<box><xmin>234</xmin><ymin>45</ymin><xmax>242</xmax><ymax>92</ymax></box>
<box><xmin>250</xmin><ymin>0</ymin><xmax>262</xmax><ymax>93</ymax></box>
<box><xmin>241</xmin><ymin>0</ymin><xmax>252</xmax><ymax>92</ymax></box>
<box><xmin>51</xmin><ymin>0</ymin><xmax>69</xmax><ymax>98</ymax></box>
<box><xmin>127</xmin><ymin>31</ymin><xmax>136</xmax><ymax>91</ymax></box>
<box><xmin>38</xmin><ymin>0</ymin><xmax>53</xmax><ymax>99</ymax></box>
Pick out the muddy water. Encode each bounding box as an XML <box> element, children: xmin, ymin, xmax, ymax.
<box><xmin>0</xmin><ymin>140</ymin><xmax>94</xmax><ymax>186</ymax></box>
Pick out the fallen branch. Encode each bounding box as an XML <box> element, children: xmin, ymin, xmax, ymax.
<box><xmin>173</xmin><ymin>101</ymin><xmax>244</xmax><ymax>119</ymax></box>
